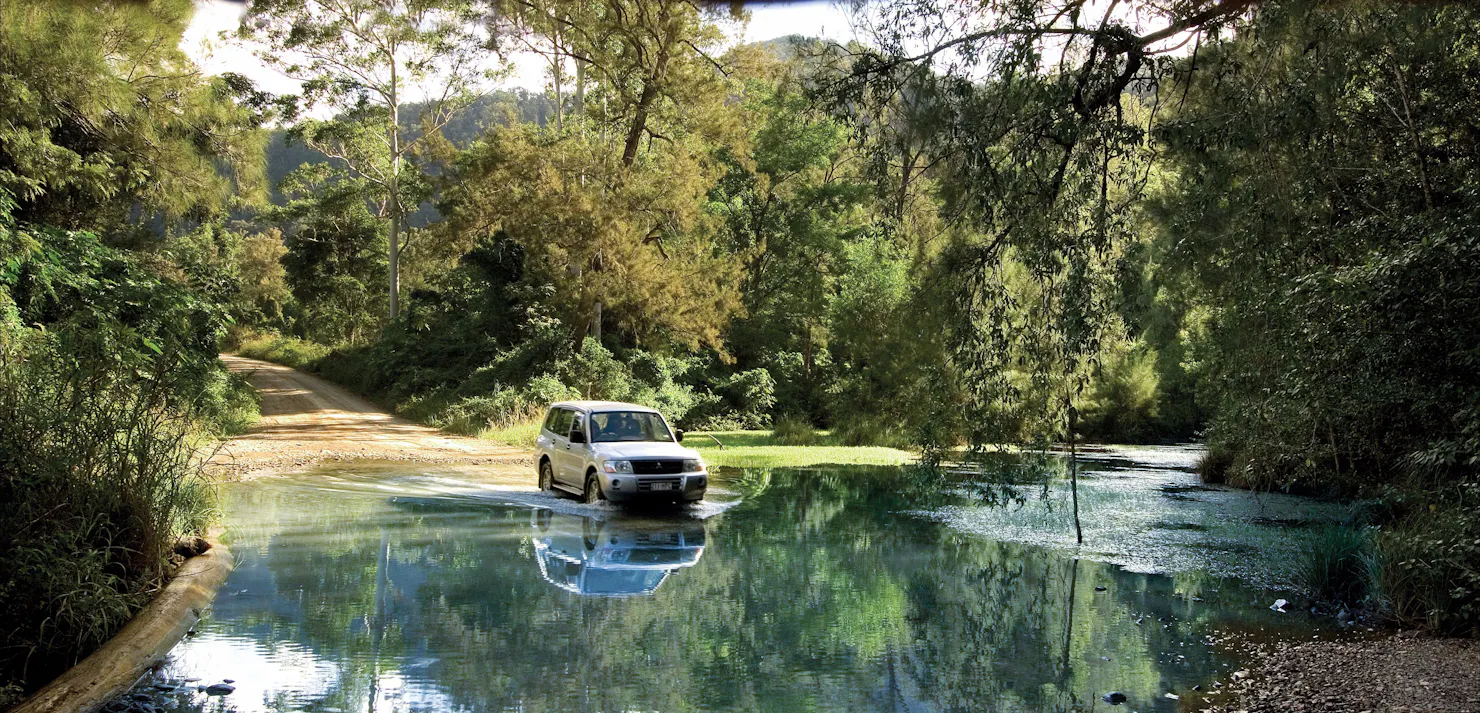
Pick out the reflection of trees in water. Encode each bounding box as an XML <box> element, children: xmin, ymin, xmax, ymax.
<box><xmin>211</xmin><ymin>469</ymin><xmax>1270</xmax><ymax>712</ymax></box>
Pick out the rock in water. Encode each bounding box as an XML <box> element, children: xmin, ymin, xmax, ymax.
<box><xmin>204</xmin><ymin>684</ymin><xmax>235</xmax><ymax>696</ymax></box>
<box><xmin>1102</xmin><ymin>691</ymin><xmax>1127</xmax><ymax>705</ymax></box>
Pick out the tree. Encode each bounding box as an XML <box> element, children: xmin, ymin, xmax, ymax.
<box><xmin>271</xmin><ymin>164</ymin><xmax>389</xmax><ymax>345</ymax></box>
<box><xmin>481</xmin><ymin>0</ymin><xmax>746</xmax><ymax>344</ymax></box>
<box><xmin>440</xmin><ymin>124</ymin><xmax>742</xmax><ymax>352</ymax></box>
<box><xmin>0</xmin><ymin>0</ymin><xmax>264</xmax><ymax>235</ymax></box>
<box><xmin>1147</xmin><ymin>0</ymin><xmax>1480</xmax><ymax>493</ymax></box>
<box><xmin>237</xmin><ymin>0</ymin><xmax>497</xmax><ymax>320</ymax></box>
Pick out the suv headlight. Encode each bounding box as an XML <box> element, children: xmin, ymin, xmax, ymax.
<box><xmin>683</xmin><ymin>459</ymin><xmax>705</xmax><ymax>473</ymax></box>
<box><xmin>603</xmin><ymin>460</ymin><xmax>633</xmax><ymax>474</ymax></box>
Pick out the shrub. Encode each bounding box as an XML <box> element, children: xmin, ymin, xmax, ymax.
<box><xmin>835</xmin><ymin>416</ymin><xmax>909</xmax><ymax>448</ymax></box>
<box><xmin>683</xmin><ymin>367</ymin><xmax>776</xmax><ymax>430</ymax></box>
<box><xmin>1197</xmin><ymin>445</ymin><xmax>1234</xmax><ymax>485</ymax></box>
<box><xmin>1</xmin><ymin>223</ymin><xmax>227</xmax><ymax>692</ymax></box>
<box><xmin>1077</xmin><ymin>340</ymin><xmax>1163</xmax><ymax>442</ymax></box>
<box><xmin>771</xmin><ymin>414</ymin><xmax>816</xmax><ymax>445</ymax></box>
<box><xmin>229</xmin><ymin>327</ymin><xmax>332</xmax><ymax>371</ymax></box>
<box><xmin>1370</xmin><ymin>501</ymin><xmax>1480</xmax><ymax>635</ymax></box>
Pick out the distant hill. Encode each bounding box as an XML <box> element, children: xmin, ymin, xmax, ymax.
<box><xmin>263</xmin><ymin>88</ymin><xmax>558</xmax><ymax>213</ymax></box>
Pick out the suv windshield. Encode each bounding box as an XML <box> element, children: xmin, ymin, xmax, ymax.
<box><xmin>590</xmin><ymin>411</ymin><xmax>673</xmax><ymax>443</ymax></box>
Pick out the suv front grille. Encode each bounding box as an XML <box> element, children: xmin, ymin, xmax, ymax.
<box><xmin>632</xmin><ymin>459</ymin><xmax>684</xmax><ymax>475</ymax></box>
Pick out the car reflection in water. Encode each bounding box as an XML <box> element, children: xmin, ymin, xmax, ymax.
<box><xmin>531</xmin><ymin>508</ymin><xmax>706</xmax><ymax>597</ymax></box>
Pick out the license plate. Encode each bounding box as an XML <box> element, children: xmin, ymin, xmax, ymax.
<box><xmin>649</xmin><ymin>482</ymin><xmax>673</xmax><ymax>491</ymax></box>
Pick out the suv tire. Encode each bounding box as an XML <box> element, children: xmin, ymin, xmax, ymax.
<box><xmin>583</xmin><ymin>472</ymin><xmax>605</xmax><ymax>504</ymax></box>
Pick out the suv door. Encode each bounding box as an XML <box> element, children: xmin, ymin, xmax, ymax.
<box><xmin>559</xmin><ymin>411</ymin><xmax>589</xmax><ymax>486</ymax></box>
<box><xmin>546</xmin><ymin>408</ymin><xmax>573</xmax><ymax>484</ymax></box>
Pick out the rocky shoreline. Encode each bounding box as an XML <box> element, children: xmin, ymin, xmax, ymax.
<box><xmin>1210</xmin><ymin>631</ymin><xmax>1480</xmax><ymax>713</ymax></box>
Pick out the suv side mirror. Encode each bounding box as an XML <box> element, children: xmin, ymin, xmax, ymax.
<box><xmin>569</xmin><ymin>429</ymin><xmax>587</xmax><ymax>444</ymax></box>
<box><xmin>675</xmin><ymin>429</ymin><xmax>685</xmax><ymax>442</ymax></box>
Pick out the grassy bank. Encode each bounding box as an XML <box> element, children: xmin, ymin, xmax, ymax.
<box><xmin>690</xmin><ymin>430</ymin><xmax>915</xmax><ymax>469</ymax></box>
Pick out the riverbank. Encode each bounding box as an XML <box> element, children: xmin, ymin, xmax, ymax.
<box><xmin>9</xmin><ymin>539</ymin><xmax>234</xmax><ymax>713</ymax></box>
<box><xmin>208</xmin><ymin>355</ymin><xmax>531</xmax><ymax>480</ymax></box>
<box><xmin>1211</xmin><ymin>631</ymin><xmax>1480</xmax><ymax>712</ymax></box>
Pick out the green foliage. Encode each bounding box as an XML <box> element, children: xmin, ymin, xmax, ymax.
<box><xmin>1369</xmin><ymin>494</ymin><xmax>1480</xmax><ymax>636</ymax></box>
<box><xmin>230</xmin><ymin>328</ymin><xmax>334</xmax><ymax>372</ymax></box>
<box><xmin>1151</xmin><ymin>0</ymin><xmax>1480</xmax><ymax>494</ymax></box>
<box><xmin>238</xmin><ymin>0</ymin><xmax>496</xmax><ymax>320</ymax></box>
<box><xmin>271</xmin><ymin>165</ymin><xmax>389</xmax><ymax>345</ymax></box>
<box><xmin>0</xmin><ymin>212</ymin><xmax>247</xmax><ymax>693</ymax></box>
<box><xmin>0</xmin><ymin>0</ymin><xmax>264</xmax><ymax>233</ymax></box>
<box><xmin>1077</xmin><ymin>339</ymin><xmax>1162</xmax><ymax>442</ymax></box>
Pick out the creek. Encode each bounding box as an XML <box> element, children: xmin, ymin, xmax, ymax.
<box><xmin>118</xmin><ymin>446</ymin><xmax>1356</xmax><ymax>712</ymax></box>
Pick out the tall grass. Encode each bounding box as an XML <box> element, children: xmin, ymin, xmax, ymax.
<box><xmin>0</xmin><ymin>333</ymin><xmax>218</xmax><ymax>694</ymax></box>
<box><xmin>1300</xmin><ymin>525</ymin><xmax>1373</xmax><ymax>605</ymax></box>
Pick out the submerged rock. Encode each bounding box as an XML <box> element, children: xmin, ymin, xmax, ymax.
<box><xmin>204</xmin><ymin>683</ymin><xmax>235</xmax><ymax>696</ymax></box>
<box><xmin>1102</xmin><ymin>691</ymin><xmax>1127</xmax><ymax>705</ymax></box>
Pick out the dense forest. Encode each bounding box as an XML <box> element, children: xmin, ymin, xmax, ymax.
<box><xmin>2</xmin><ymin>0</ymin><xmax>1478</xmax><ymax>701</ymax></box>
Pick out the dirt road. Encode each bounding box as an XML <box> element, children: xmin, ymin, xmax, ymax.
<box><xmin>208</xmin><ymin>355</ymin><xmax>531</xmax><ymax>479</ymax></box>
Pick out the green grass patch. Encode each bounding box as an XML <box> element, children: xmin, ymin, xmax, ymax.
<box><xmin>229</xmin><ymin>328</ymin><xmax>332</xmax><ymax>371</ymax></box>
<box><xmin>690</xmin><ymin>430</ymin><xmax>916</xmax><ymax>468</ymax></box>
<box><xmin>479</xmin><ymin>418</ymin><xmax>543</xmax><ymax>449</ymax></box>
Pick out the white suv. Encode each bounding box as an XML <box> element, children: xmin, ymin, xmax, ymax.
<box><xmin>535</xmin><ymin>401</ymin><xmax>708</xmax><ymax>503</ymax></box>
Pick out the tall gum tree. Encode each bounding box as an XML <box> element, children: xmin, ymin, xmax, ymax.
<box><xmin>237</xmin><ymin>0</ymin><xmax>499</xmax><ymax>321</ymax></box>
<box><xmin>467</xmin><ymin>0</ymin><xmax>746</xmax><ymax>351</ymax></box>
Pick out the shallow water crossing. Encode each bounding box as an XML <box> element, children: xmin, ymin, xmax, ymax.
<box><xmin>136</xmin><ymin>447</ymin><xmax>1350</xmax><ymax>712</ymax></box>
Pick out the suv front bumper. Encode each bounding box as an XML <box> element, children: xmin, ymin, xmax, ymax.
<box><xmin>603</xmin><ymin>473</ymin><xmax>707</xmax><ymax>501</ymax></box>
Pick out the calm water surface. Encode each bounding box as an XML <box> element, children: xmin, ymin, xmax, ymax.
<box><xmin>140</xmin><ymin>447</ymin><xmax>1346</xmax><ymax>712</ymax></box>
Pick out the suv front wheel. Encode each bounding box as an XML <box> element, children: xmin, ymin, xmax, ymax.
<box><xmin>582</xmin><ymin>472</ymin><xmax>605</xmax><ymax>504</ymax></box>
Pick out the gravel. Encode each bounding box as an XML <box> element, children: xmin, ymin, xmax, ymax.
<box><xmin>1210</xmin><ymin>632</ymin><xmax>1480</xmax><ymax>713</ymax></box>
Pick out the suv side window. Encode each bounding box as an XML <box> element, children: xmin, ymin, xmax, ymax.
<box><xmin>543</xmin><ymin>408</ymin><xmax>559</xmax><ymax>432</ymax></box>
<box><xmin>549</xmin><ymin>408</ymin><xmax>573</xmax><ymax>436</ymax></box>
<box><xmin>569</xmin><ymin>412</ymin><xmax>586</xmax><ymax>439</ymax></box>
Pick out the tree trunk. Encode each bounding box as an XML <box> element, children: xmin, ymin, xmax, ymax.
<box><xmin>388</xmin><ymin>61</ymin><xmax>402</xmax><ymax>322</ymax></box>
<box><xmin>574</xmin><ymin>56</ymin><xmax>585</xmax><ymax>121</ymax></box>
<box><xmin>622</xmin><ymin>82</ymin><xmax>658</xmax><ymax>166</ymax></box>
<box><xmin>592</xmin><ymin>300</ymin><xmax>602</xmax><ymax>345</ymax></box>
<box><xmin>621</xmin><ymin>8</ymin><xmax>673</xmax><ymax>167</ymax></box>
<box><xmin>553</xmin><ymin>61</ymin><xmax>563</xmax><ymax>131</ymax></box>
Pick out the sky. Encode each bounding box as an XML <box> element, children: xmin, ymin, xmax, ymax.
<box><xmin>181</xmin><ymin>0</ymin><xmax>861</xmax><ymax>100</ymax></box>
